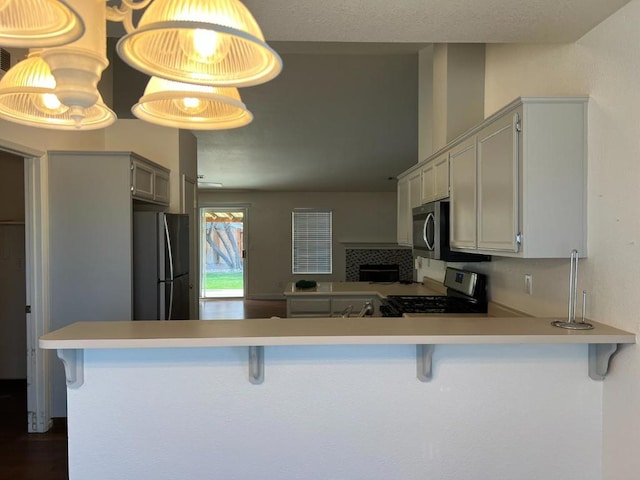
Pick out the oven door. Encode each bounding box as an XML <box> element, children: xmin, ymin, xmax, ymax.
<box><xmin>412</xmin><ymin>202</ymin><xmax>439</xmax><ymax>259</ymax></box>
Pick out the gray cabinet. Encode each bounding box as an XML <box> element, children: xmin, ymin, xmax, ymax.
<box><xmin>131</xmin><ymin>155</ymin><xmax>170</xmax><ymax>206</ymax></box>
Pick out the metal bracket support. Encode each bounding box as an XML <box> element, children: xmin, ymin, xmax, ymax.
<box><xmin>249</xmin><ymin>346</ymin><xmax>264</xmax><ymax>384</ymax></box>
<box><xmin>588</xmin><ymin>343</ymin><xmax>619</xmax><ymax>381</ymax></box>
<box><xmin>57</xmin><ymin>349</ymin><xmax>84</xmax><ymax>389</ymax></box>
<box><xmin>416</xmin><ymin>344</ymin><xmax>435</xmax><ymax>382</ymax></box>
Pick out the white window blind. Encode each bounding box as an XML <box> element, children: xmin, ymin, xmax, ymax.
<box><xmin>292</xmin><ymin>210</ymin><xmax>332</xmax><ymax>274</ymax></box>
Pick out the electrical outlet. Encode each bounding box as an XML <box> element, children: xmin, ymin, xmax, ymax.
<box><xmin>524</xmin><ymin>274</ymin><xmax>533</xmax><ymax>295</ymax></box>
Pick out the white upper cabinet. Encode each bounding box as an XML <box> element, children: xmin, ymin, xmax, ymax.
<box><xmin>449</xmin><ymin>137</ymin><xmax>478</xmax><ymax>250</ymax></box>
<box><xmin>449</xmin><ymin>97</ymin><xmax>588</xmax><ymax>258</ymax></box>
<box><xmin>397</xmin><ymin>169</ymin><xmax>421</xmax><ymax>246</ymax></box>
<box><xmin>476</xmin><ymin>108</ymin><xmax>520</xmax><ymax>253</ymax></box>
<box><xmin>397</xmin><ymin>175</ymin><xmax>411</xmax><ymax>245</ymax></box>
<box><xmin>421</xmin><ymin>153</ymin><xmax>449</xmax><ymax>204</ymax></box>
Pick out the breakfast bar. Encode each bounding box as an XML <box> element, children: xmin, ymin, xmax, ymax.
<box><xmin>40</xmin><ymin>317</ymin><xmax>635</xmax><ymax>480</ymax></box>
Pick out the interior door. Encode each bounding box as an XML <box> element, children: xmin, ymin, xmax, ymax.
<box><xmin>200</xmin><ymin>207</ymin><xmax>246</xmax><ymax>299</ymax></box>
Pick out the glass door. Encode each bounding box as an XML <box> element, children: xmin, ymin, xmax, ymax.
<box><xmin>200</xmin><ymin>208</ymin><xmax>245</xmax><ymax>298</ymax></box>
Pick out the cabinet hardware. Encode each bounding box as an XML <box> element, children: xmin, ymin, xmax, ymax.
<box><xmin>516</xmin><ymin>232</ymin><xmax>522</xmax><ymax>245</ymax></box>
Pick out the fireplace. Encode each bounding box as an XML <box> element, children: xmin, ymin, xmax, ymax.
<box><xmin>345</xmin><ymin>246</ymin><xmax>413</xmax><ymax>282</ymax></box>
<box><xmin>359</xmin><ymin>264</ymin><xmax>400</xmax><ymax>282</ymax></box>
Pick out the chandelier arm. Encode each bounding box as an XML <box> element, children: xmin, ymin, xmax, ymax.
<box><xmin>106</xmin><ymin>0</ymin><xmax>154</xmax><ymax>34</ymax></box>
<box><xmin>121</xmin><ymin>0</ymin><xmax>154</xmax><ymax>9</ymax></box>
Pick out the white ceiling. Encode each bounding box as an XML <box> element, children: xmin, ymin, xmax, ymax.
<box><xmin>243</xmin><ymin>0</ymin><xmax>630</xmax><ymax>44</ymax></box>
<box><xmin>189</xmin><ymin>0</ymin><xmax>632</xmax><ymax>191</ymax></box>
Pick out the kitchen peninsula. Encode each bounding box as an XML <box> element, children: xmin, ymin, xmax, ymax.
<box><xmin>284</xmin><ymin>279</ymin><xmax>445</xmax><ymax>317</ymax></box>
<box><xmin>41</xmin><ymin>316</ymin><xmax>634</xmax><ymax>480</ymax></box>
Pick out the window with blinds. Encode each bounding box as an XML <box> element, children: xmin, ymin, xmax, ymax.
<box><xmin>292</xmin><ymin>210</ymin><xmax>332</xmax><ymax>274</ymax></box>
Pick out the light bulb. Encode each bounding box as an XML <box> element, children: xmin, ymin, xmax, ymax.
<box><xmin>33</xmin><ymin>92</ymin><xmax>69</xmax><ymax>115</ymax></box>
<box><xmin>179</xmin><ymin>28</ymin><xmax>231</xmax><ymax>64</ymax></box>
<box><xmin>173</xmin><ymin>96</ymin><xmax>207</xmax><ymax>115</ymax></box>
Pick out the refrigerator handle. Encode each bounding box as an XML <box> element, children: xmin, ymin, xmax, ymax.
<box><xmin>164</xmin><ymin>215</ymin><xmax>175</xmax><ymax>321</ymax></box>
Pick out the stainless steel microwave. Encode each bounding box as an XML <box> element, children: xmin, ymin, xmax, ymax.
<box><xmin>412</xmin><ymin>201</ymin><xmax>490</xmax><ymax>262</ymax></box>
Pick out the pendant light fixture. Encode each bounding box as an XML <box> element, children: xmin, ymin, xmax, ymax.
<box><xmin>0</xmin><ymin>50</ymin><xmax>115</xmax><ymax>130</ymax></box>
<box><xmin>117</xmin><ymin>0</ymin><xmax>282</xmax><ymax>87</ymax></box>
<box><xmin>132</xmin><ymin>76</ymin><xmax>253</xmax><ymax>129</ymax></box>
<box><xmin>0</xmin><ymin>0</ymin><xmax>84</xmax><ymax>48</ymax></box>
<box><xmin>0</xmin><ymin>0</ymin><xmax>282</xmax><ymax>131</ymax></box>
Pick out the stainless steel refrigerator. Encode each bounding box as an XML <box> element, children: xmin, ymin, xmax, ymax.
<box><xmin>133</xmin><ymin>212</ymin><xmax>190</xmax><ymax>320</ymax></box>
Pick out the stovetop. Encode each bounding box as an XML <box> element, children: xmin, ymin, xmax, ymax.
<box><xmin>381</xmin><ymin>295</ymin><xmax>487</xmax><ymax>316</ymax></box>
<box><xmin>379</xmin><ymin>268</ymin><xmax>488</xmax><ymax>317</ymax></box>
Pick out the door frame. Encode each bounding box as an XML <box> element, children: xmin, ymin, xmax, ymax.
<box><xmin>199</xmin><ymin>204</ymin><xmax>249</xmax><ymax>299</ymax></box>
<box><xmin>181</xmin><ymin>174</ymin><xmax>198</xmax><ymax>319</ymax></box>
<box><xmin>1</xmin><ymin>140</ymin><xmax>50</xmax><ymax>432</ymax></box>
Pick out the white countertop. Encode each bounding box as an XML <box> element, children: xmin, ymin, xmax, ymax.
<box><xmin>39</xmin><ymin>317</ymin><xmax>635</xmax><ymax>350</ymax></box>
<box><xmin>283</xmin><ymin>281</ymin><xmax>444</xmax><ymax>297</ymax></box>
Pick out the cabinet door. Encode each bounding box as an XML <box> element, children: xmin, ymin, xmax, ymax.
<box><xmin>449</xmin><ymin>137</ymin><xmax>477</xmax><ymax>249</ymax></box>
<box><xmin>420</xmin><ymin>162</ymin><xmax>435</xmax><ymax>203</ymax></box>
<box><xmin>286</xmin><ymin>298</ymin><xmax>331</xmax><ymax>318</ymax></box>
<box><xmin>154</xmin><ymin>170</ymin><xmax>170</xmax><ymax>205</ymax></box>
<box><xmin>477</xmin><ymin>110</ymin><xmax>520</xmax><ymax>252</ymax></box>
<box><xmin>397</xmin><ymin>177</ymin><xmax>411</xmax><ymax>245</ymax></box>
<box><xmin>433</xmin><ymin>155</ymin><xmax>450</xmax><ymax>200</ymax></box>
<box><xmin>408</xmin><ymin>171</ymin><xmax>421</xmax><ymax>210</ymax></box>
<box><xmin>131</xmin><ymin>159</ymin><xmax>154</xmax><ymax>201</ymax></box>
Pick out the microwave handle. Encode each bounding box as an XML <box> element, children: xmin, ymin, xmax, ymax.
<box><xmin>424</xmin><ymin>213</ymin><xmax>435</xmax><ymax>251</ymax></box>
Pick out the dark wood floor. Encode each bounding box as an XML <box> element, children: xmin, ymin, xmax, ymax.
<box><xmin>1</xmin><ymin>300</ymin><xmax>286</xmax><ymax>479</ymax></box>
<box><xmin>0</xmin><ymin>380</ymin><xmax>68</xmax><ymax>480</ymax></box>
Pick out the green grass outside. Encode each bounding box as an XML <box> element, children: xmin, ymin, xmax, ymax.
<box><xmin>204</xmin><ymin>272</ymin><xmax>243</xmax><ymax>290</ymax></box>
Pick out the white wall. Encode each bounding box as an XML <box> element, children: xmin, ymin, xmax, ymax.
<box><xmin>199</xmin><ymin>191</ymin><xmax>397</xmax><ymax>298</ymax></box>
<box><xmin>462</xmin><ymin>2</ymin><xmax>640</xmax><ymax>478</ymax></box>
<box><xmin>68</xmin><ymin>344</ymin><xmax>602</xmax><ymax>480</ymax></box>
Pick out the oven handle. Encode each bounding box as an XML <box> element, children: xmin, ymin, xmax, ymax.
<box><xmin>423</xmin><ymin>213</ymin><xmax>435</xmax><ymax>251</ymax></box>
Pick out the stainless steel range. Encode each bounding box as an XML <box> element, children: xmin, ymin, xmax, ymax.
<box><xmin>380</xmin><ymin>267</ymin><xmax>487</xmax><ymax>317</ymax></box>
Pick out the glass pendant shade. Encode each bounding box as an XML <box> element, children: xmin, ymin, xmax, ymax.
<box><xmin>132</xmin><ymin>76</ymin><xmax>253</xmax><ymax>130</ymax></box>
<box><xmin>0</xmin><ymin>52</ymin><xmax>115</xmax><ymax>130</ymax></box>
<box><xmin>117</xmin><ymin>0</ymin><xmax>282</xmax><ymax>87</ymax></box>
<box><xmin>0</xmin><ymin>0</ymin><xmax>84</xmax><ymax>48</ymax></box>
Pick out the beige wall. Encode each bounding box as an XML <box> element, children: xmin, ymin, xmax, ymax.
<box><xmin>434</xmin><ymin>1</ymin><xmax>640</xmax><ymax>478</ymax></box>
<box><xmin>418</xmin><ymin>45</ymin><xmax>434</xmax><ymax>161</ymax></box>
<box><xmin>199</xmin><ymin>191</ymin><xmax>397</xmax><ymax>298</ymax></box>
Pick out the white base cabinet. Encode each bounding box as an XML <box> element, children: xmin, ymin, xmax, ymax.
<box><xmin>287</xmin><ymin>296</ymin><xmax>378</xmax><ymax>318</ymax></box>
<box><xmin>449</xmin><ymin>97</ymin><xmax>588</xmax><ymax>258</ymax></box>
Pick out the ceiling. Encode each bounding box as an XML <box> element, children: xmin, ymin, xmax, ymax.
<box><xmin>123</xmin><ymin>0</ymin><xmax>634</xmax><ymax>192</ymax></box>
